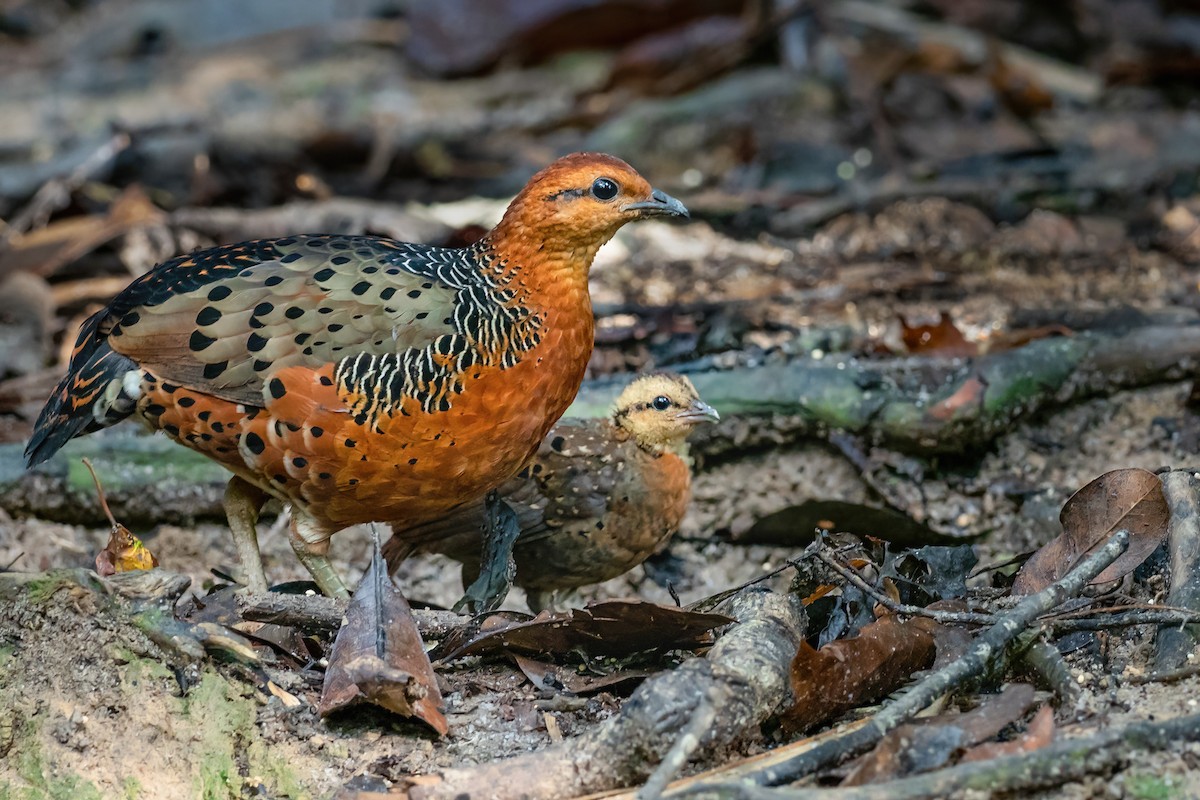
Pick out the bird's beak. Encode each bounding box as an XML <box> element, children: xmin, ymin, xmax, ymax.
<box><xmin>621</xmin><ymin>188</ymin><xmax>689</xmax><ymax>219</ymax></box>
<box><xmin>676</xmin><ymin>400</ymin><xmax>719</xmax><ymax>425</ymax></box>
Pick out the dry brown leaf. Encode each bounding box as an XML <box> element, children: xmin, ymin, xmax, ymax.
<box><xmin>781</xmin><ymin>614</ymin><xmax>939</xmax><ymax>734</ymax></box>
<box><xmin>1012</xmin><ymin>468</ymin><xmax>1169</xmax><ymax>594</ymax></box>
<box><xmin>512</xmin><ymin>654</ymin><xmax>652</xmax><ymax>696</ymax></box>
<box><xmin>318</xmin><ymin>541</ymin><xmax>447</xmax><ymax>734</ymax></box>
<box><xmin>83</xmin><ymin>458</ymin><xmax>158</xmax><ymax>576</ymax></box>
<box><xmin>432</xmin><ymin>599</ymin><xmax>731</xmax><ymax>663</ymax></box>
<box><xmin>901</xmin><ymin>312</ymin><xmax>978</xmax><ymax>357</ymax></box>
<box><xmin>961</xmin><ymin>703</ymin><xmax>1055</xmax><ymax>762</ymax></box>
<box><xmin>842</xmin><ymin>684</ymin><xmax>1038</xmax><ymax>784</ymax></box>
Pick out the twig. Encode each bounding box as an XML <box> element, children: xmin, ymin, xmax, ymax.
<box><xmin>1019</xmin><ymin>639</ymin><xmax>1078</xmax><ymax>705</ymax></box>
<box><xmin>1156</xmin><ymin>469</ymin><xmax>1200</xmax><ymax>671</ymax></box>
<box><xmin>1126</xmin><ymin>663</ymin><xmax>1200</xmax><ymax>685</ymax></box>
<box><xmin>638</xmin><ymin>692</ymin><xmax>718</xmax><ymax>800</ymax></box>
<box><xmin>676</xmin><ymin>709</ymin><xmax>1200</xmax><ymax>800</ymax></box>
<box><xmin>1046</xmin><ymin>608</ymin><xmax>1200</xmax><ymax>632</ymax></box>
<box><xmin>674</xmin><ymin>529</ymin><xmax>1131</xmax><ymax>795</ymax></box>
<box><xmin>808</xmin><ymin>548</ymin><xmax>994</xmax><ymax>626</ymax></box>
<box><xmin>80</xmin><ymin>457</ymin><xmax>119</xmax><ymax>529</ymax></box>
<box><xmin>237</xmin><ymin>592</ymin><xmax>465</xmax><ymax>640</ymax></box>
<box><xmin>0</xmin><ymin>132</ymin><xmax>131</xmax><ymax>248</ymax></box>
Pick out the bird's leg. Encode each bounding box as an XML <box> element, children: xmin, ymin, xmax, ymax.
<box><xmin>222</xmin><ymin>476</ymin><xmax>270</xmax><ymax>595</ymax></box>
<box><xmin>287</xmin><ymin>511</ymin><xmax>349</xmax><ymax>599</ymax></box>
<box><xmin>454</xmin><ymin>490</ymin><xmax>521</xmax><ymax>614</ymax></box>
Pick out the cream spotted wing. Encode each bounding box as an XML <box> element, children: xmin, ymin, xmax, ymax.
<box><xmin>104</xmin><ymin>235</ymin><xmax>477</xmax><ymax>406</ymax></box>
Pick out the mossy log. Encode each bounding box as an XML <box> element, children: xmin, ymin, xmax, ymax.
<box><xmin>3</xmin><ymin>323</ymin><xmax>1198</xmax><ymax>527</ymax></box>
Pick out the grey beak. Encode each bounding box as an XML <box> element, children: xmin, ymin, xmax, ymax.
<box><xmin>621</xmin><ymin>188</ymin><xmax>689</xmax><ymax>219</ymax></box>
<box><xmin>676</xmin><ymin>400</ymin><xmax>719</xmax><ymax>425</ymax></box>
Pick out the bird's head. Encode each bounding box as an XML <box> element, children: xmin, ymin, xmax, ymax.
<box><xmin>612</xmin><ymin>373</ymin><xmax>718</xmax><ymax>455</ymax></box>
<box><xmin>492</xmin><ymin>152</ymin><xmax>688</xmax><ymax>265</ymax></box>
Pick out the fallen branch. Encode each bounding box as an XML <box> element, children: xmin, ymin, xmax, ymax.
<box><xmin>679</xmin><ymin>709</ymin><xmax>1200</xmax><ymax>800</ymax></box>
<box><xmin>403</xmin><ymin>588</ymin><xmax>806</xmax><ymax>800</ymax></box>
<box><xmin>1046</xmin><ymin>608</ymin><xmax>1200</xmax><ymax>632</ymax></box>
<box><xmin>8</xmin><ymin>324</ymin><xmax>1200</xmax><ymax>526</ymax></box>
<box><xmin>571</xmin><ymin>324</ymin><xmax>1200</xmax><ymax>458</ymax></box>
<box><xmin>674</xmin><ymin>530</ymin><xmax>1131</xmax><ymax>794</ymax></box>
<box><xmin>0</xmin><ymin>132</ymin><xmax>131</xmax><ymax>253</ymax></box>
<box><xmin>1155</xmin><ymin>469</ymin><xmax>1200</xmax><ymax>671</ymax></box>
<box><xmin>237</xmin><ymin>591</ymin><xmax>464</xmax><ymax>640</ymax></box>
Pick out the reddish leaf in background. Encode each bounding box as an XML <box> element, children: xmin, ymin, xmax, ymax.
<box><xmin>782</xmin><ymin>615</ymin><xmax>939</xmax><ymax>734</ymax></box>
<box><xmin>927</xmin><ymin>376</ymin><xmax>986</xmax><ymax>421</ymax></box>
<box><xmin>1012</xmin><ymin>468</ymin><xmax>1169</xmax><ymax>594</ymax></box>
<box><xmin>900</xmin><ymin>312</ymin><xmax>978</xmax><ymax>357</ymax></box>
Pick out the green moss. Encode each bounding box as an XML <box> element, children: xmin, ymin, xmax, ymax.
<box><xmin>182</xmin><ymin>672</ymin><xmax>308</xmax><ymax>800</ymax></box>
<box><xmin>23</xmin><ymin>575</ymin><xmax>71</xmax><ymax>606</ymax></box>
<box><xmin>1</xmin><ymin>717</ymin><xmax>105</xmax><ymax>800</ymax></box>
<box><xmin>121</xmin><ymin>778</ymin><xmax>141</xmax><ymax>800</ymax></box>
<box><xmin>1126</xmin><ymin>772</ymin><xmax>1181</xmax><ymax>800</ymax></box>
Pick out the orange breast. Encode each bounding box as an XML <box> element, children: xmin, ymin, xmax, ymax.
<box><xmin>139</xmin><ymin>305</ymin><xmax>594</xmax><ymax>536</ymax></box>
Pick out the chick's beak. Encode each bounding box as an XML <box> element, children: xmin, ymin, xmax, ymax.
<box><xmin>676</xmin><ymin>399</ymin><xmax>719</xmax><ymax>425</ymax></box>
<box><xmin>622</xmin><ymin>188</ymin><xmax>689</xmax><ymax>219</ymax></box>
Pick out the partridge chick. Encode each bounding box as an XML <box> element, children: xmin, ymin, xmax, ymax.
<box><xmin>384</xmin><ymin>373</ymin><xmax>717</xmax><ymax>611</ymax></box>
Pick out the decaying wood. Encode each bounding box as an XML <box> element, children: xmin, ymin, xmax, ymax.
<box><xmin>571</xmin><ymin>324</ymin><xmax>1200</xmax><ymax>458</ymax></box>
<box><xmin>675</xmin><ymin>531</ymin><xmax>1131</xmax><ymax>795</ymax></box>
<box><xmin>404</xmin><ymin>588</ymin><xmax>806</xmax><ymax>800</ymax></box>
<box><xmin>238</xmin><ymin>592</ymin><xmax>465</xmax><ymax>640</ymax></box>
<box><xmin>681</xmin><ymin>709</ymin><xmax>1200</xmax><ymax>800</ymax></box>
<box><xmin>1155</xmin><ymin>469</ymin><xmax>1200</xmax><ymax>671</ymax></box>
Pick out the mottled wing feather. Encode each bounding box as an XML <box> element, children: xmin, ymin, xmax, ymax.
<box><xmin>393</xmin><ymin>420</ymin><xmax>624</xmax><ymax>558</ymax></box>
<box><xmin>106</xmin><ymin>236</ymin><xmax>459</xmax><ymax>405</ymax></box>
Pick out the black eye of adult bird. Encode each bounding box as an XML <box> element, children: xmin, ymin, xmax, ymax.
<box><xmin>592</xmin><ymin>177</ymin><xmax>619</xmax><ymax>201</ymax></box>
<box><xmin>652</xmin><ymin>395</ymin><xmax>671</xmax><ymax>410</ymax></box>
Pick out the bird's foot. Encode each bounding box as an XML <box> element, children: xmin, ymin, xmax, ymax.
<box><xmin>454</xmin><ymin>491</ymin><xmax>520</xmax><ymax>614</ymax></box>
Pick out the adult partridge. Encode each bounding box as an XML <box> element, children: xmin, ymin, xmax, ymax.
<box><xmin>25</xmin><ymin>153</ymin><xmax>688</xmax><ymax>598</ymax></box>
<box><xmin>383</xmin><ymin>373</ymin><xmax>718</xmax><ymax>611</ymax></box>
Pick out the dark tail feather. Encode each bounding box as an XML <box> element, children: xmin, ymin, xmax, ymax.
<box><xmin>24</xmin><ymin>346</ymin><xmax>140</xmax><ymax>468</ymax></box>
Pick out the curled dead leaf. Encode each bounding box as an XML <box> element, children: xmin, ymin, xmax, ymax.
<box><xmin>1012</xmin><ymin>468</ymin><xmax>1168</xmax><ymax>594</ymax></box>
<box><xmin>781</xmin><ymin>614</ymin><xmax>939</xmax><ymax>734</ymax></box>
<box><xmin>319</xmin><ymin>540</ymin><xmax>447</xmax><ymax>734</ymax></box>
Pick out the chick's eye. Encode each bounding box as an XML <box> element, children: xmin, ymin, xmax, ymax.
<box><xmin>591</xmin><ymin>177</ymin><xmax>619</xmax><ymax>201</ymax></box>
<box><xmin>652</xmin><ymin>395</ymin><xmax>671</xmax><ymax>411</ymax></box>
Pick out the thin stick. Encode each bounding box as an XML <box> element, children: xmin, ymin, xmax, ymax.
<box><xmin>1127</xmin><ymin>663</ymin><xmax>1200</xmax><ymax>685</ymax></box>
<box><xmin>80</xmin><ymin>457</ymin><xmax>118</xmax><ymax>529</ymax></box>
<box><xmin>638</xmin><ymin>693</ymin><xmax>718</xmax><ymax>800</ymax></box>
<box><xmin>677</xmin><ymin>709</ymin><xmax>1200</xmax><ymax>800</ymax></box>
<box><xmin>807</xmin><ymin>549</ymin><xmax>994</xmax><ymax>626</ymax></box>
<box><xmin>1046</xmin><ymin>608</ymin><xmax>1200</xmax><ymax>632</ymax></box>
<box><xmin>673</xmin><ymin>529</ymin><xmax>1131</xmax><ymax>795</ymax></box>
<box><xmin>1</xmin><ymin>132</ymin><xmax>131</xmax><ymax>247</ymax></box>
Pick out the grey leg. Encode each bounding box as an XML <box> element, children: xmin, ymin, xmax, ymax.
<box><xmin>223</xmin><ymin>476</ymin><xmax>269</xmax><ymax>595</ymax></box>
<box><xmin>288</xmin><ymin>511</ymin><xmax>349</xmax><ymax>599</ymax></box>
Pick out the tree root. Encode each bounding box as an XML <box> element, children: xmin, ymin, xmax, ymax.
<box><xmin>402</xmin><ymin>588</ymin><xmax>806</xmax><ymax>800</ymax></box>
<box><xmin>675</xmin><ymin>530</ymin><xmax>1131</xmax><ymax>795</ymax></box>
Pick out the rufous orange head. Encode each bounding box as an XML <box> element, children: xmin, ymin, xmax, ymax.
<box><xmin>491</xmin><ymin>152</ymin><xmax>688</xmax><ymax>259</ymax></box>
